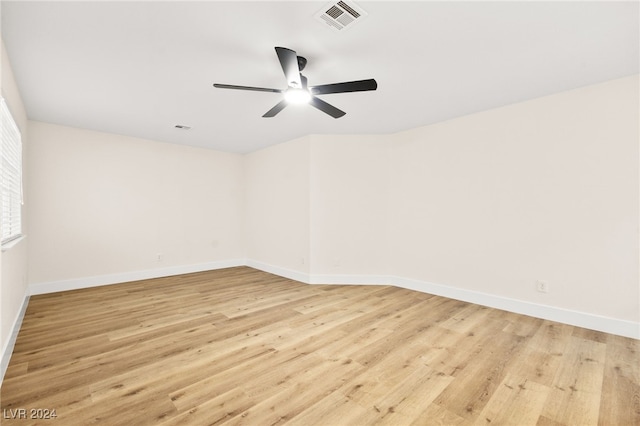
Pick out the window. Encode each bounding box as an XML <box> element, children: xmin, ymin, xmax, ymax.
<box><xmin>1</xmin><ymin>98</ymin><xmax>23</xmax><ymax>245</ymax></box>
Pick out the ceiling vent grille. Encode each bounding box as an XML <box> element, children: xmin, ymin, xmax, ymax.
<box><xmin>315</xmin><ymin>1</ymin><xmax>367</xmax><ymax>31</ymax></box>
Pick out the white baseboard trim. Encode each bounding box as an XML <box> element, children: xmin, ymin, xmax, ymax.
<box><xmin>247</xmin><ymin>262</ymin><xmax>639</xmax><ymax>340</ymax></box>
<box><xmin>309</xmin><ymin>273</ymin><xmax>391</xmax><ymax>285</ymax></box>
<box><xmin>245</xmin><ymin>259</ymin><xmax>310</xmax><ymax>284</ymax></box>
<box><xmin>23</xmin><ymin>259</ymin><xmax>640</xmax><ymax>340</ymax></box>
<box><xmin>1</xmin><ymin>290</ymin><xmax>29</xmax><ymax>385</ymax></box>
<box><xmin>28</xmin><ymin>259</ymin><xmax>245</xmax><ymax>295</ymax></box>
<box><xmin>390</xmin><ymin>275</ymin><xmax>640</xmax><ymax>340</ymax></box>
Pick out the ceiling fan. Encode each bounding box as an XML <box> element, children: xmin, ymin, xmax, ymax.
<box><xmin>213</xmin><ymin>47</ymin><xmax>377</xmax><ymax>119</ymax></box>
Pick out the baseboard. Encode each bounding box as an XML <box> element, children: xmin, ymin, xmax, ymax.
<box><xmin>245</xmin><ymin>259</ymin><xmax>310</xmax><ymax>284</ymax></box>
<box><xmin>243</xmin><ymin>261</ymin><xmax>391</xmax><ymax>286</ymax></box>
<box><xmin>308</xmin><ymin>273</ymin><xmax>390</xmax><ymax>285</ymax></box>
<box><xmin>1</xmin><ymin>290</ymin><xmax>29</xmax><ymax>385</ymax></box>
<box><xmin>28</xmin><ymin>259</ymin><xmax>245</xmax><ymax>295</ymax></box>
<box><xmin>390</xmin><ymin>275</ymin><xmax>640</xmax><ymax>340</ymax></box>
<box><xmin>247</xmin><ymin>263</ymin><xmax>639</xmax><ymax>340</ymax></box>
<box><xmin>24</xmin><ymin>259</ymin><xmax>640</xmax><ymax>340</ymax></box>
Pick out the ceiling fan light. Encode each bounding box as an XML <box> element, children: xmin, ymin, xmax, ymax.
<box><xmin>284</xmin><ymin>88</ymin><xmax>311</xmax><ymax>104</ymax></box>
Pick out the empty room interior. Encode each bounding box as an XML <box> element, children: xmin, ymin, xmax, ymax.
<box><xmin>0</xmin><ymin>1</ymin><xmax>638</xmax><ymax>425</ymax></box>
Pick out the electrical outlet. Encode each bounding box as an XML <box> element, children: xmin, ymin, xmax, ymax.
<box><xmin>157</xmin><ymin>253</ymin><xmax>164</xmax><ymax>262</ymax></box>
<box><xmin>536</xmin><ymin>280</ymin><xmax>549</xmax><ymax>293</ymax></box>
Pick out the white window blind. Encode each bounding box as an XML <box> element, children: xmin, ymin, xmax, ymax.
<box><xmin>1</xmin><ymin>98</ymin><xmax>23</xmax><ymax>245</ymax></box>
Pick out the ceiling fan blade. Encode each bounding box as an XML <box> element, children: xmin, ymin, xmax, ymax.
<box><xmin>310</xmin><ymin>79</ymin><xmax>377</xmax><ymax>95</ymax></box>
<box><xmin>213</xmin><ymin>83</ymin><xmax>283</xmax><ymax>93</ymax></box>
<box><xmin>309</xmin><ymin>96</ymin><xmax>346</xmax><ymax>119</ymax></box>
<box><xmin>275</xmin><ymin>47</ymin><xmax>302</xmax><ymax>89</ymax></box>
<box><xmin>262</xmin><ymin>99</ymin><xmax>288</xmax><ymax>118</ymax></box>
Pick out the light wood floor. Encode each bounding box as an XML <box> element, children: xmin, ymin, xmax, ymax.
<box><xmin>1</xmin><ymin>267</ymin><xmax>638</xmax><ymax>425</ymax></box>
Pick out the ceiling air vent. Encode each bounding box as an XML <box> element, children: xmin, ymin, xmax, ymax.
<box><xmin>315</xmin><ymin>1</ymin><xmax>367</xmax><ymax>31</ymax></box>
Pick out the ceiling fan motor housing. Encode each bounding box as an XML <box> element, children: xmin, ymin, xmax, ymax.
<box><xmin>297</xmin><ymin>56</ymin><xmax>307</xmax><ymax>71</ymax></box>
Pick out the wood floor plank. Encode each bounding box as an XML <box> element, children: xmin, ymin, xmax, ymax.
<box><xmin>282</xmin><ymin>384</ymin><xmax>369</xmax><ymax>426</ymax></box>
<box><xmin>219</xmin><ymin>356</ymin><xmax>366</xmax><ymax>426</ymax></box>
<box><xmin>349</xmin><ymin>365</ymin><xmax>454</xmax><ymax>425</ymax></box>
<box><xmin>597</xmin><ymin>334</ymin><xmax>640</xmax><ymax>424</ymax></box>
<box><xmin>411</xmin><ymin>403</ymin><xmax>471</xmax><ymax>425</ymax></box>
<box><xmin>472</xmin><ymin>374</ymin><xmax>550</xmax><ymax>425</ymax></box>
<box><xmin>1</xmin><ymin>266</ymin><xmax>638</xmax><ymax>425</ymax></box>
<box><xmin>432</xmin><ymin>329</ymin><xmax>529</xmax><ymax>421</ymax></box>
<box><xmin>439</xmin><ymin>304</ymin><xmax>492</xmax><ymax>334</ymax></box>
<box><xmin>539</xmin><ymin>336</ymin><xmax>607</xmax><ymax>425</ymax></box>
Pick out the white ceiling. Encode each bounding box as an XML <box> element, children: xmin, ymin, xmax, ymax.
<box><xmin>1</xmin><ymin>1</ymin><xmax>638</xmax><ymax>154</ymax></box>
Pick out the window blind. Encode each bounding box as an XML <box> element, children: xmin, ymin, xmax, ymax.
<box><xmin>1</xmin><ymin>98</ymin><xmax>23</xmax><ymax>245</ymax></box>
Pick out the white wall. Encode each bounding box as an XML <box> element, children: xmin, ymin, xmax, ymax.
<box><xmin>1</xmin><ymin>39</ymin><xmax>29</xmax><ymax>378</ymax></box>
<box><xmin>243</xmin><ymin>134</ymin><xmax>391</xmax><ymax>282</ymax></box>
<box><xmin>244</xmin><ymin>136</ymin><xmax>311</xmax><ymax>278</ymax></box>
<box><xmin>27</xmin><ymin>122</ymin><xmax>245</xmax><ymax>287</ymax></box>
<box><xmin>390</xmin><ymin>75</ymin><xmax>639</xmax><ymax>323</ymax></box>
<box><xmin>309</xmin><ymin>135</ymin><xmax>390</xmax><ymax>281</ymax></box>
